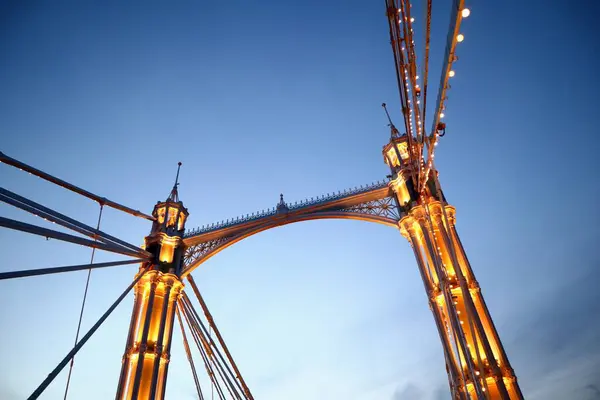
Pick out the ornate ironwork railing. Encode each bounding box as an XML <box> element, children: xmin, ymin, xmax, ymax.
<box><xmin>183</xmin><ymin>180</ymin><xmax>389</xmax><ymax>238</ymax></box>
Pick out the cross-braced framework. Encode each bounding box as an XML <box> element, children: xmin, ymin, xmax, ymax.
<box><xmin>0</xmin><ymin>1</ymin><xmax>526</xmax><ymax>399</ymax></box>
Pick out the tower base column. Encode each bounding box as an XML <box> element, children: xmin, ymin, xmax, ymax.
<box><xmin>116</xmin><ymin>268</ymin><xmax>183</xmax><ymax>400</ymax></box>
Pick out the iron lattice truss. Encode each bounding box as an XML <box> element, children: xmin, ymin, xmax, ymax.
<box><xmin>341</xmin><ymin>197</ymin><xmax>399</xmax><ymax>220</ymax></box>
<box><xmin>182</xmin><ymin>183</ymin><xmax>399</xmax><ymax>273</ymax></box>
<box><xmin>184</xmin><ymin>237</ymin><xmax>233</xmax><ymax>271</ymax></box>
<box><xmin>184</xmin><ymin>180</ymin><xmax>389</xmax><ymax>238</ymax></box>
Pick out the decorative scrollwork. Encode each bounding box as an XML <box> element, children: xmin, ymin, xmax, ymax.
<box><xmin>184</xmin><ymin>237</ymin><xmax>233</xmax><ymax>268</ymax></box>
<box><xmin>183</xmin><ymin>180</ymin><xmax>389</xmax><ymax>238</ymax></box>
<box><xmin>340</xmin><ymin>197</ymin><xmax>399</xmax><ymax>221</ymax></box>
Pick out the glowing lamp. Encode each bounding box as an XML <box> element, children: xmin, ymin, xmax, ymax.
<box><xmin>383</xmin><ymin>137</ymin><xmax>411</xmax><ymax>168</ymax></box>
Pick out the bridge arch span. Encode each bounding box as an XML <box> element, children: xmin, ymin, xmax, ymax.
<box><xmin>181</xmin><ymin>211</ymin><xmax>399</xmax><ymax>277</ymax></box>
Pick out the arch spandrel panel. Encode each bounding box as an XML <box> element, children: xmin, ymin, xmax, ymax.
<box><xmin>181</xmin><ymin>190</ymin><xmax>400</xmax><ymax>277</ymax></box>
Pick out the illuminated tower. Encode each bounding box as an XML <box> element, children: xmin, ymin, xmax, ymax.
<box><xmin>384</xmin><ymin>131</ymin><xmax>524</xmax><ymax>399</ymax></box>
<box><xmin>116</xmin><ymin>166</ymin><xmax>188</xmax><ymax>400</ymax></box>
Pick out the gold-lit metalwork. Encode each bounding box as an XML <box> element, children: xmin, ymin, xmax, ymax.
<box><xmin>0</xmin><ymin>2</ymin><xmax>527</xmax><ymax>399</ymax></box>
<box><xmin>116</xmin><ymin>269</ymin><xmax>184</xmax><ymax>400</ymax></box>
<box><xmin>116</xmin><ymin>183</ymin><xmax>191</xmax><ymax>400</ymax></box>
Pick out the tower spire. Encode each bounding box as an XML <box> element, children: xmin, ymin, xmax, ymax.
<box><xmin>382</xmin><ymin>103</ymin><xmax>400</xmax><ymax>138</ymax></box>
<box><xmin>168</xmin><ymin>162</ymin><xmax>182</xmax><ymax>202</ymax></box>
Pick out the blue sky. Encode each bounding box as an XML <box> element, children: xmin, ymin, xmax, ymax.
<box><xmin>1</xmin><ymin>1</ymin><xmax>599</xmax><ymax>399</ymax></box>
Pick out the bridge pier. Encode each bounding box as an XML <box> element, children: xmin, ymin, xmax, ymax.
<box><xmin>116</xmin><ymin>180</ymin><xmax>189</xmax><ymax>400</ymax></box>
<box><xmin>384</xmin><ymin>131</ymin><xmax>523</xmax><ymax>399</ymax></box>
<box><xmin>116</xmin><ymin>269</ymin><xmax>183</xmax><ymax>400</ymax></box>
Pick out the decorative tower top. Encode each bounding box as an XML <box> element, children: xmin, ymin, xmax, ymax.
<box><xmin>276</xmin><ymin>193</ymin><xmax>289</xmax><ymax>213</ymax></box>
<box><xmin>381</xmin><ymin>103</ymin><xmax>417</xmax><ymax>171</ymax></box>
<box><xmin>150</xmin><ymin>163</ymin><xmax>189</xmax><ymax>237</ymax></box>
<box><xmin>167</xmin><ymin>162</ymin><xmax>182</xmax><ymax>203</ymax></box>
<box><xmin>382</xmin><ymin>103</ymin><xmax>401</xmax><ymax>139</ymax></box>
<box><xmin>143</xmin><ymin>163</ymin><xmax>190</xmax><ymax>275</ymax></box>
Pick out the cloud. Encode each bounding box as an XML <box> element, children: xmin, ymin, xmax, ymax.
<box><xmin>391</xmin><ymin>383</ymin><xmax>424</xmax><ymax>400</ymax></box>
<box><xmin>433</xmin><ymin>386</ymin><xmax>451</xmax><ymax>400</ymax></box>
<box><xmin>508</xmin><ymin>263</ymin><xmax>600</xmax><ymax>400</ymax></box>
<box><xmin>585</xmin><ymin>384</ymin><xmax>600</xmax><ymax>399</ymax></box>
<box><xmin>390</xmin><ymin>383</ymin><xmax>450</xmax><ymax>400</ymax></box>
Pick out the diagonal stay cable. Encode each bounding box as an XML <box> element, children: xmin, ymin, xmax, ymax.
<box><xmin>63</xmin><ymin>204</ymin><xmax>101</xmax><ymax>400</ymax></box>
<box><xmin>181</xmin><ymin>296</ymin><xmax>242</xmax><ymax>399</ymax></box>
<box><xmin>182</xmin><ymin>293</ymin><xmax>246</xmax><ymax>399</ymax></box>
<box><xmin>179</xmin><ymin>302</ymin><xmax>227</xmax><ymax>400</ymax></box>
<box><xmin>181</xmin><ymin>297</ymin><xmax>241</xmax><ymax>400</ymax></box>
<box><xmin>0</xmin><ymin>216</ymin><xmax>144</xmax><ymax>258</ymax></box>
<box><xmin>0</xmin><ymin>258</ymin><xmax>145</xmax><ymax>281</ymax></box>
<box><xmin>176</xmin><ymin>306</ymin><xmax>205</xmax><ymax>400</ymax></box>
<box><xmin>0</xmin><ymin>151</ymin><xmax>154</xmax><ymax>221</ymax></box>
<box><xmin>28</xmin><ymin>266</ymin><xmax>148</xmax><ymax>400</ymax></box>
<box><xmin>188</xmin><ymin>275</ymin><xmax>254</xmax><ymax>400</ymax></box>
<box><xmin>0</xmin><ymin>188</ymin><xmax>147</xmax><ymax>255</ymax></box>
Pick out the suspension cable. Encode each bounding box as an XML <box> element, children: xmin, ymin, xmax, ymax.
<box><xmin>179</xmin><ymin>302</ymin><xmax>227</xmax><ymax>400</ymax></box>
<box><xmin>176</xmin><ymin>306</ymin><xmax>205</xmax><ymax>400</ymax></box>
<box><xmin>420</xmin><ymin>0</ymin><xmax>432</xmax><ymax>150</ymax></box>
<box><xmin>210</xmin><ymin>323</ymin><xmax>214</xmax><ymax>400</ymax></box>
<box><xmin>420</xmin><ymin>0</ymin><xmax>466</xmax><ymax>192</ymax></box>
<box><xmin>63</xmin><ymin>204</ymin><xmax>103</xmax><ymax>400</ymax></box>
<box><xmin>188</xmin><ymin>275</ymin><xmax>255</xmax><ymax>400</ymax></box>
<box><xmin>385</xmin><ymin>0</ymin><xmax>421</xmax><ymax>187</ymax></box>
<box><xmin>183</xmin><ymin>293</ymin><xmax>247</xmax><ymax>399</ymax></box>
<box><xmin>181</xmin><ymin>295</ymin><xmax>243</xmax><ymax>399</ymax></box>
<box><xmin>0</xmin><ymin>151</ymin><xmax>154</xmax><ymax>221</ymax></box>
<box><xmin>28</xmin><ymin>266</ymin><xmax>147</xmax><ymax>400</ymax></box>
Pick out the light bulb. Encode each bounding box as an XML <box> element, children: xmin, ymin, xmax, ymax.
<box><xmin>449</xmin><ymin>70</ymin><xmax>455</xmax><ymax>77</ymax></box>
<box><xmin>462</xmin><ymin>8</ymin><xmax>470</xmax><ymax>18</ymax></box>
<box><xmin>440</xmin><ymin>113</ymin><xmax>445</xmax><ymax>118</ymax></box>
<box><xmin>410</xmin><ymin>17</ymin><xmax>415</xmax><ymax>23</ymax></box>
<box><xmin>457</xmin><ymin>34</ymin><xmax>464</xmax><ymax>42</ymax></box>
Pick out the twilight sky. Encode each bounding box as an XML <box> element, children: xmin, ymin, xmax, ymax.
<box><xmin>1</xmin><ymin>1</ymin><xmax>599</xmax><ymax>399</ymax></box>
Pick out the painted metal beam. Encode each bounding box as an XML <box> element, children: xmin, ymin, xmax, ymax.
<box><xmin>0</xmin><ymin>216</ymin><xmax>145</xmax><ymax>258</ymax></box>
<box><xmin>0</xmin><ymin>188</ymin><xmax>149</xmax><ymax>256</ymax></box>
<box><xmin>0</xmin><ymin>258</ymin><xmax>145</xmax><ymax>280</ymax></box>
<box><xmin>187</xmin><ymin>275</ymin><xmax>254</xmax><ymax>400</ymax></box>
<box><xmin>0</xmin><ymin>151</ymin><xmax>154</xmax><ymax>221</ymax></box>
<box><xmin>27</xmin><ymin>268</ymin><xmax>146</xmax><ymax>400</ymax></box>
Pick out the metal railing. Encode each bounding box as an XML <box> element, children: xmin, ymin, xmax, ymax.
<box><xmin>184</xmin><ymin>180</ymin><xmax>389</xmax><ymax>238</ymax></box>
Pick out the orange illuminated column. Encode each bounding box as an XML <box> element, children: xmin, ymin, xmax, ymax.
<box><xmin>383</xmin><ymin>129</ymin><xmax>523</xmax><ymax>399</ymax></box>
<box><xmin>116</xmin><ymin>182</ymin><xmax>189</xmax><ymax>400</ymax></box>
<box><xmin>398</xmin><ymin>202</ymin><xmax>523</xmax><ymax>399</ymax></box>
<box><xmin>116</xmin><ymin>269</ymin><xmax>184</xmax><ymax>400</ymax></box>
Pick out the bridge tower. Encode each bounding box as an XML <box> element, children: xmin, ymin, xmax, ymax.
<box><xmin>384</xmin><ymin>131</ymin><xmax>523</xmax><ymax>399</ymax></box>
<box><xmin>116</xmin><ymin>172</ymin><xmax>189</xmax><ymax>400</ymax></box>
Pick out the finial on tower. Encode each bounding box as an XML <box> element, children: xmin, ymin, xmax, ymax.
<box><xmin>167</xmin><ymin>162</ymin><xmax>182</xmax><ymax>202</ymax></box>
<box><xmin>382</xmin><ymin>103</ymin><xmax>400</xmax><ymax>138</ymax></box>
<box><xmin>276</xmin><ymin>193</ymin><xmax>289</xmax><ymax>213</ymax></box>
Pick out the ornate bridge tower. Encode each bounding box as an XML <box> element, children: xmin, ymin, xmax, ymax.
<box><xmin>0</xmin><ymin>2</ymin><xmax>529</xmax><ymax>400</ymax></box>
<box><xmin>384</xmin><ymin>131</ymin><xmax>523</xmax><ymax>399</ymax></box>
<box><xmin>116</xmin><ymin>180</ymin><xmax>188</xmax><ymax>400</ymax></box>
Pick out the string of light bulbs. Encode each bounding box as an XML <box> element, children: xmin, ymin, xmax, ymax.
<box><xmin>419</xmin><ymin>3</ymin><xmax>471</xmax><ymax>193</ymax></box>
